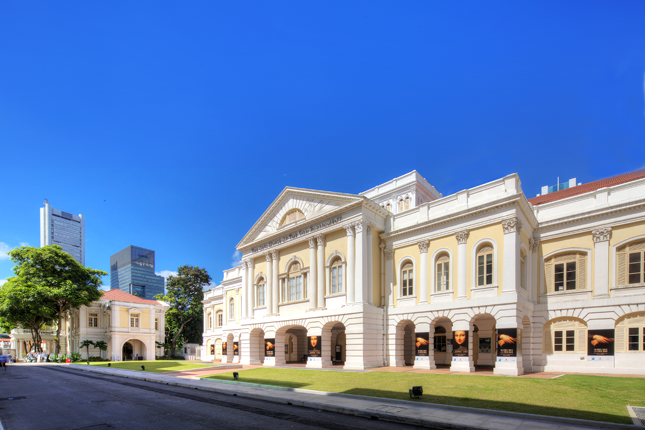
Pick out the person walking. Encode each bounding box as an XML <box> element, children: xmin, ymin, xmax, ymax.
<box><xmin>0</xmin><ymin>352</ymin><xmax>7</xmax><ymax>373</ymax></box>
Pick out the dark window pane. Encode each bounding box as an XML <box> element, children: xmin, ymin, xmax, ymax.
<box><xmin>566</xmin><ymin>262</ymin><xmax>576</xmax><ymax>272</ymax></box>
<box><xmin>486</xmin><ymin>274</ymin><xmax>492</xmax><ymax>284</ymax></box>
<box><xmin>629</xmin><ymin>273</ymin><xmax>641</xmax><ymax>284</ymax></box>
<box><xmin>629</xmin><ymin>252</ymin><xmax>641</xmax><ymax>264</ymax></box>
<box><xmin>566</xmin><ymin>271</ymin><xmax>576</xmax><ymax>281</ymax></box>
<box><xmin>555</xmin><ymin>264</ymin><xmax>564</xmax><ymax>274</ymax></box>
<box><xmin>486</xmin><ymin>254</ymin><xmax>492</xmax><ymax>264</ymax></box>
<box><xmin>486</xmin><ymin>262</ymin><xmax>493</xmax><ymax>276</ymax></box>
<box><xmin>478</xmin><ymin>275</ymin><xmax>484</xmax><ymax>286</ymax></box>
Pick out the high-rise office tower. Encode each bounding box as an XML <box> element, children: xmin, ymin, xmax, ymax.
<box><xmin>110</xmin><ymin>246</ymin><xmax>165</xmax><ymax>299</ymax></box>
<box><xmin>40</xmin><ymin>200</ymin><xmax>85</xmax><ymax>265</ymax></box>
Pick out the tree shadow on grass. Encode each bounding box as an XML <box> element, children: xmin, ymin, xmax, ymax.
<box><xmin>341</xmin><ymin>388</ymin><xmax>632</xmax><ymax>425</ymax></box>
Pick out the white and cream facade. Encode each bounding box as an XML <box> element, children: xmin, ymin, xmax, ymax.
<box><xmin>10</xmin><ymin>289</ymin><xmax>168</xmax><ymax>361</ymax></box>
<box><xmin>202</xmin><ymin>170</ymin><xmax>645</xmax><ymax>375</ymax></box>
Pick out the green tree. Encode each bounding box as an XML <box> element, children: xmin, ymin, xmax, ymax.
<box><xmin>0</xmin><ymin>279</ymin><xmax>56</xmax><ymax>352</ymax></box>
<box><xmin>79</xmin><ymin>339</ymin><xmax>94</xmax><ymax>362</ymax></box>
<box><xmin>94</xmin><ymin>340</ymin><xmax>108</xmax><ymax>359</ymax></box>
<box><xmin>156</xmin><ymin>266</ymin><xmax>211</xmax><ymax>354</ymax></box>
<box><xmin>6</xmin><ymin>245</ymin><xmax>106</xmax><ymax>353</ymax></box>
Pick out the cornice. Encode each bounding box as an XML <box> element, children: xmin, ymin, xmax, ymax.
<box><xmin>533</xmin><ymin>198</ymin><xmax>645</xmax><ymax>231</ymax></box>
<box><xmin>381</xmin><ymin>193</ymin><xmax>522</xmax><ymax>241</ymax></box>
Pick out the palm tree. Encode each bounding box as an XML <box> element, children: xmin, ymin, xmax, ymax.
<box><xmin>79</xmin><ymin>339</ymin><xmax>94</xmax><ymax>364</ymax></box>
<box><xmin>94</xmin><ymin>341</ymin><xmax>108</xmax><ymax>360</ymax></box>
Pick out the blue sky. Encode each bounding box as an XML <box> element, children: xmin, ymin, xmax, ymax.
<box><xmin>1</xmin><ymin>1</ymin><xmax>644</xmax><ymax>290</ymax></box>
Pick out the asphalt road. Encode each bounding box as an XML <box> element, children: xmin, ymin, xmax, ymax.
<box><xmin>0</xmin><ymin>366</ymin><xmax>428</xmax><ymax>430</ymax></box>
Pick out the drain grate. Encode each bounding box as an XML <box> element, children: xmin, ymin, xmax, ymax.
<box><xmin>0</xmin><ymin>396</ymin><xmax>26</xmax><ymax>401</ymax></box>
<box><xmin>632</xmin><ymin>406</ymin><xmax>645</xmax><ymax>426</ymax></box>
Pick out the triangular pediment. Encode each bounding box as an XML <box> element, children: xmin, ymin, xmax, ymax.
<box><xmin>237</xmin><ymin>188</ymin><xmax>363</xmax><ymax>250</ymax></box>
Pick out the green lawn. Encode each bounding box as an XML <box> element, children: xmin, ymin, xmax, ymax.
<box><xmin>79</xmin><ymin>360</ymin><xmax>217</xmax><ymax>373</ymax></box>
<box><xmin>205</xmin><ymin>368</ymin><xmax>645</xmax><ymax>425</ymax></box>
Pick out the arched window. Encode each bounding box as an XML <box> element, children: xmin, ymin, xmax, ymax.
<box><xmin>330</xmin><ymin>257</ymin><xmax>343</xmax><ymax>294</ymax></box>
<box><xmin>404</xmin><ymin>196</ymin><xmax>410</xmax><ymax>210</ymax></box>
<box><xmin>434</xmin><ymin>325</ymin><xmax>446</xmax><ymax>352</ymax></box>
<box><xmin>216</xmin><ymin>311</ymin><xmax>223</xmax><ymax>327</ymax></box>
<box><xmin>615</xmin><ymin>312</ymin><xmax>645</xmax><ymax>352</ymax></box>
<box><xmin>229</xmin><ymin>298</ymin><xmax>235</xmax><ymax>320</ymax></box>
<box><xmin>544</xmin><ymin>252</ymin><xmax>587</xmax><ymax>292</ymax></box>
<box><xmin>256</xmin><ymin>277</ymin><xmax>266</xmax><ymax>307</ymax></box>
<box><xmin>435</xmin><ymin>253</ymin><xmax>450</xmax><ymax>292</ymax></box>
<box><xmin>617</xmin><ymin>240</ymin><xmax>645</xmax><ymax>286</ymax></box>
<box><xmin>401</xmin><ymin>261</ymin><xmax>414</xmax><ymax>297</ymax></box>
<box><xmin>398</xmin><ymin>200</ymin><xmax>404</xmax><ymax>212</ymax></box>
<box><xmin>476</xmin><ymin>244</ymin><xmax>494</xmax><ymax>286</ymax></box>
<box><xmin>543</xmin><ymin>318</ymin><xmax>587</xmax><ymax>354</ymax></box>
<box><xmin>385</xmin><ymin>202</ymin><xmax>391</xmax><ymax>212</ymax></box>
<box><xmin>279</xmin><ymin>209</ymin><xmax>305</xmax><ymax>228</ymax></box>
<box><xmin>288</xmin><ymin>262</ymin><xmax>303</xmax><ymax>301</ymax></box>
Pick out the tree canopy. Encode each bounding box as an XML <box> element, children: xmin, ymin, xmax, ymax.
<box><xmin>156</xmin><ymin>265</ymin><xmax>210</xmax><ymax>354</ymax></box>
<box><xmin>0</xmin><ymin>245</ymin><xmax>106</xmax><ymax>353</ymax></box>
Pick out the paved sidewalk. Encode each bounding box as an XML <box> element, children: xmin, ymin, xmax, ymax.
<box><xmin>59</xmin><ymin>364</ymin><xmax>637</xmax><ymax>430</ymax></box>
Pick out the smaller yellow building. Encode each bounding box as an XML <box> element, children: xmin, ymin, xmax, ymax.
<box><xmin>10</xmin><ymin>289</ymin><xmax>168</xmax><ymax>361</ymax></box>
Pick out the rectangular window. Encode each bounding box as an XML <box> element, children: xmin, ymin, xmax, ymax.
<box><xmin>554</xmin><ymin>262</ymin><xmax>577</xmax><ymax>291</ymax></box>
<box><xmin>88</xmin><ymin>313</ymin><xmax>98</xmax><ymax>328</ymax></box>
<box><xmin>130</xmin><ymin>313</ymin><xmax>140</xmax><ymax>328</ymax></box>
<box><xmin>628</xmin><ymin>252</ymin><xmax>643</xmax><ymax>284</ymax></box>
<box><xmin>331</xmin><ymin>266</ymin><xmax>343</xmax><ymax>294</ymax></box>
<box><xmin>217</xmin><ymin>313</ymin><xmax>223</xmax><ymax>327</ymax></box>
<box><xmin>565</xmin><ymin>330</ymin><xmax>575</xmax><ymax>351</ymax></box>
<box><xmin>477</xmin><ymin>254</ymin><xmax>493</xmax><ymax>286</ymax></box>
<box><xmin>296</xmin><ymin>276</ymin><xmax>302</xmax><ymax>300</ymax></box>
<box><xmin>627</xmin><ymin>327</ymin><xmax>645</xmax><ymax>351</ymax></box>
<box><xmin>436</xmin><ymin>262</ymin><xmax>449</xmax><ymax>292</ymax></box>
<box><xmin>554</xmin><ymin>330</ymin><xmax>563</xmax><ymax>351</ymax></box>
<box><xmin>434</xmin><ymin>334</ymin><xmax>446</xmax><ymax>352</ymax></box>
<box><xmin>402</xmin><ymin>268</ymin><xmax>413</xmax><ymax>296</ymax></box>
<box><xmin>258</xmin><ymin>284</ymin><xmax>265</xmax><ymax>306</ymax></box>
<box><xmin>289</xmin><ymin>278</ymin><xmax>295</xmax><ymax>301</ymax></box>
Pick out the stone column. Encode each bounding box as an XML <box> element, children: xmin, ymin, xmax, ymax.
<box><xmin>240</xmin><ymin>260</ymin><xmax>247</xmax><ymax>319</ymax></box>
<box><xmin>449</xmin><ymin>320</ymin><xmax>475</xmax><ymax>373</ymax></box>
<box><xmin>366</xmin><ymin>225</ymin><xmax>374</xmax><ymax>304</ymax></box>
<box><xmin>456</xmin><ymin>230</ymin><xmax>469</xmax><ymax>300</ymax></box>
<box><xmin>529</xmin><ymin>239</ymin><xmax>539</xmax><ymax>303</ymax></box>
<box><xmin>265</xmin><ymin>253</ymin><xmax>273</xmax><ymax>315</ymax></box>
<box><xmin>308</xmin><ymin>237</ymin><xmax>317</xmax><ymax>309</ymax></box>
<box><xmin>592</xmin><ymin>227</ymin><xmax>611</xmax><ymax>299</ymax></box>
<box><xmin>418</xmin><ymin>240</ymin><xmax>430</xmax><ymax>304</ymax></box>
<box><xmin>354</xmin><ymin>221</ymin><xmax>366</xmax><ymax>303</ymax></box>
<box><xmin>272</xmin><ymin>250</ymin><xmax>279</xmax><ymax>314</ymax></box>
<box><xmin>247</xmin><ymin>260</ymin><xmax>255</xmax><ymax>318</ymax></box>
<box><xmin>384</xmin><ymin>248</ymin><xmax>394</xmax><ymax>306</ymax></box>
<box><xmin>345</xmin><ymin>224</ymin><xmax>355</xmax><ymax>303</ymax></box>
<box><xmin>413</xmin><ymin>322</ymin><xmax>435</xmax><ymax>369</ymax></box>
<box><xmin>316</xmin><ymin>235</ymin><xmax>325</xmax><ymax>309</ymax></box>
<box><xmin>502</xmin><ymin>217</ymin><xmax>522</xmax><ymax>296</ymax></box>
<box><xmin>493</xmin><ymin>315</ymin><xmax>524</xmax><ymax>376</ymax></box>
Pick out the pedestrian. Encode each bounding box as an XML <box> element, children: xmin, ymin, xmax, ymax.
<box><xmin>0</xmin><ymin>352</ymin><xmax>7</xmax><ymax>373</ymax></box>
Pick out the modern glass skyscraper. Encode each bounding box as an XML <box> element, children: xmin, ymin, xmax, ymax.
<box><xmin>40</xmin><ymin>200</ymin><xmax>85</xmax><ymax>265</ymax></box>
<box><xmin>110</xmin><ymin>246</ymin><xmax>165</xmax><ymax>299</ymax></box>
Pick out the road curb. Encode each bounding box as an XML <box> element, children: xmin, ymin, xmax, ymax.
<box><xmin>62</xmin><ymin>365</ymin><xmax>639</xmax><ymax>430</ymax></box>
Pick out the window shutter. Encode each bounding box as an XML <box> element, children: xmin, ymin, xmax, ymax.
<box><xmin>545</xmin><ymin>261</ymin><xmax>554</xmax><ymax>294</ymax></box>
<box><xmin>615</xmin><ymin>319</ymin><xmax>625</xmax><ymax>352</ymax></box>
<box><xmin>543</xmin><ymin>326</ymin><xmax>553</xmax><ymax>354</ymax></box>
<box><xmin>617</xmin><ymin>249</ymin><xmax>627</xmax><ymax>286</ymax></box>
<box><xmin>630</xmin><ymin>241</ymin><xmax>645</xmax><ymax>252</ymax></box>
<box><xmin>577</xmin><ymin>254</ymin><xmax>587</xmax><ymax>290</ymax></box>
<box><xmin>576</xmin><ymin>325</ymin><xmax>587</xmax><ymax>353</ymax></box>
<box><xmin>478</xmin><ymin>245</ymin><xmax>493</xmax><ymax>255</ymax></box>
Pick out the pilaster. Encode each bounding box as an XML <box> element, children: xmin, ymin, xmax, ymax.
<box><xmin>345</xmin><ymin>224</ymin><xmax>355</xmax><ymax>303</ymax></box>
<box><xmin>308</xmin><ymin>237</ymin><xmax>317</xmax><ymax>309</ymax></box>
<box><xmin>592</xmin><ymin>227</ymin><xmax>611</xmax><ymax>299</ymax></box>
<box><xmin>316</xmin><ymin>234</ymin><xmax>326</xmax><ymax>309</ymax></box>
<box><xmin>272</xmin><ymin>250</ymin><xmax>279</xmax><ymax>314</ymax></box>
<box><xmin>456</xmin><ymin>230</ymin><xmax>469</xmax><ymax>300</ymax></box>
<box><xmin>265</xmin><ymin>253</ymin><xmax>273</xmax><ymax>315</ymax></box>
<box><xmin>502</xmin><ymin>217</ymin><xmax>522</xmax><ymax>296</ymax></box>
<box><xmin>418</xmin><ymin>240</ymin><xmax>429</xmax><ymax>304</ymax></box>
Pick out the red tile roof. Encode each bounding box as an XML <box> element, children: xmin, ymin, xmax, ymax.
<box><xmin>101</xmin><ymin>289</ymin><xmax>163</xmax><ymax>305</ymax></box>
<box><xmin>528</xmin><ymin>168</ymin><xmax>645</xmax><ymax>206</ymax></box>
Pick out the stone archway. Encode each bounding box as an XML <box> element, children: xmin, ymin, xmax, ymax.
<box><xmin>275</xmin><ymin>324</ymin><xmax>307</xmax><ymax>365</ymax></box>
<box><xmin>322</xmin><ymin>321</ymin><xmax>346</xmax><ymax>366</ymax></box>
<box><xmin>393</xmin><ymin>319</ymin><xmax>415</xmax><ymax>367</ymax></box>
<box><xmin>248</xmin><ymin>328</ymin><xmax>265</xmax><ymax>365</ymax></box>
<box><xmin>470</xmin><ymin>313</ymin><xmax>496</xmax><ymax>368</ymax></box>
<box><xmin>121</xmin><ymin>339</ymin><xmax>147</xmax><ymax>361</ymax></box>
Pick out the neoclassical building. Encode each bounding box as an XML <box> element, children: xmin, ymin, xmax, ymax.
<box><xmin>202</xmin><ymin>169</ymin><xmax>645</xmax><ymax>375</ymax></box>
<box><xmin>10</xmin><ymin>289</ymin><xmax>168</xmax><ymax>361</ymax></box>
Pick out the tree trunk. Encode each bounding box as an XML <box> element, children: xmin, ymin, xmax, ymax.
<box><xmin>171</xmin><ymin>317</ymin><xmax>192</xmax><ymax>356</ymax></box>
<box><xmin>56</xmin><ymin>314</ymin><xmax>62</xmax><ymax>354</ymax></box>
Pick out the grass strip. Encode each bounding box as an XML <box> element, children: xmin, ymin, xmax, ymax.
<box><xmin>204</xmin><ymin>368</ymin><xmax>645</xmax><ymax>424</ymax></box>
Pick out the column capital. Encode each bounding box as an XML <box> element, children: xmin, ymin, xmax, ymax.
<box><xmin>529</xmin><ymin>238</ymin><xmax>540</xmax><ymax>253</ymax></box>
<box><xmin>455</xmin><ymin>230</ymin><xmax>469</xmax><ymax>245</ymax></box>
<box><xmin>384</xmin><ymin>248</ymin><xmax>394</xmax><ymax>261</ymax></box>
<box><xmin>271</xmin><ymin>249</ymin><xmax>279</xmax><ymax>259</ymax></box>
<box><xmin>316</xmin><ymin>234</ymin><xmax>325</xmax><ymax>247</ymax></box>
<box><xmin>592</xmin><ymin>227</ymin><xmax>612</xmax><ymax>243</ymax></box>
<box><xmin>502</xmin><ymin>217</ymin><xmax>523</xmax><ymax>234</ymax></box>
<box><xmin>354</xmin><ymin>220</ymin><xmax>375</xmax><ymax>233</ymax></box>
<box><xmin>308</xmin><ymin>237</ymin><xmax>317</xmax><ymax>249</ymax></box>
<box><xmin>239</xmin><ymin>259</ymin><xmax>248</xmax><ymax>269</ymax></box>
<box><xmin>344</xmin><ymin>224</ymin><xmax>355</xmax><ymax>236</ymax></box>
<box><xmin>264</xmin><ymin>252</ymin><xmax>272</xmax><ymax>262</ymax></box>
<box><xmin>418</xmin><ymin>240</ymin><xmax>430</xmax><ymax>254</ymax></box>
